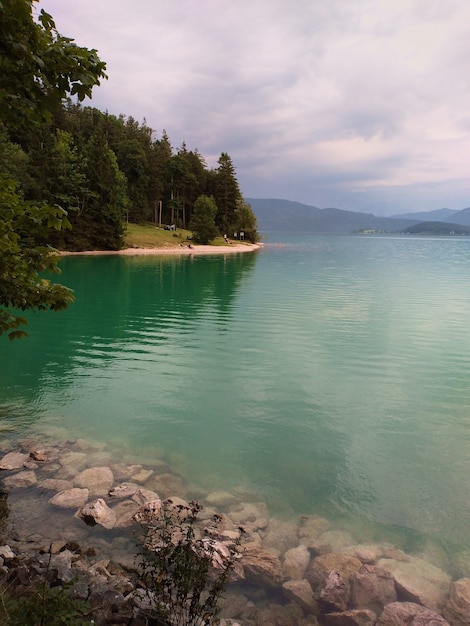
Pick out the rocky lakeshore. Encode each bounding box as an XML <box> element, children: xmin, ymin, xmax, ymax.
<box><xmin>0</xmin><ymin>438</ymin><xmax>469</xmax><ymax>625</ymax></box>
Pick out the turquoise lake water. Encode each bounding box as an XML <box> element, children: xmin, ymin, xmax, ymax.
<box><xmin>1</xmin><ymin>234</ymin><xmax>470</xmax><ymax>550</ymax></box>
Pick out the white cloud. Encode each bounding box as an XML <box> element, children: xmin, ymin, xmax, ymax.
<box><xmin>37</xmin><ymin>0</ymin><xmax>470</xmax><ymax>214</ymax></box>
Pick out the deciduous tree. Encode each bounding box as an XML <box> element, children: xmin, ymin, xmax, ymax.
<box><xmin>0</xmin><ymin>0</ymin><xmax>106</xmax><ymax>339</ymax></box>
<box><xmin>190</xmin><ymin>195</ymin><xmax>218</xmax><ymax>244</ymax></box>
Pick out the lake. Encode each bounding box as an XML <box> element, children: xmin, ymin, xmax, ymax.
<box><xmin>1</xmin><ymin>233</ymin><xmax>470</xmax><ymax>557</ymax></box>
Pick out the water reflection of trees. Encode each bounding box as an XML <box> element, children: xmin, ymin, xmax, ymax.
<box><xmin>0</xmin><ymin>252</ymin><xmax>258</xmax><ymax>410</ymax></box>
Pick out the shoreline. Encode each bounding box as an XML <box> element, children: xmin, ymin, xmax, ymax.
<box><xmin>1</xmin><ymin>435</ymin><xmax>466</xmax><ymax>625</ymax></box>
<box><xmin>60</xmin><ymin>242</ymin><xmax>263</xmax><ymax>256</ymax></box>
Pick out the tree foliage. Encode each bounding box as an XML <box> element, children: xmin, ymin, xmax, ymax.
<box><xmin>0</xmin><ymin>0</ymin><xmax>107</xmax><ymax>128</ymax></box>
<box><xmin>0</xmin><ymin>176</ymin><xmax>74</xmax><ymax>339</ymax></box>
<box><xmin>189</xmin><ymin>195</ymin><xmax>218</xmax><ymax>244</ymax></box>
<box><xmin>0</xmin><ymin>0</ymin><xmax>106</xmax><ymax>339</ymax></box>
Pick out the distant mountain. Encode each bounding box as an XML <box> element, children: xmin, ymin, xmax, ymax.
<box><xmin>389</xmin><ymin>208</ymin><xmax>458</xmax><ymax>222</ymax></box>
<box><xmin>246</xmin><ymin>198</ymin><xmax>417</xmax><ymax>233</ymax></box>
<box><xmin>448</xmin><ymin>207</ymin><xmax>470</xmax><ymax>226</ymax></box>
<box><xmin>389</xmin><ymin>207</ymin><xmax>470</xmax><ymax>226</ymax></box>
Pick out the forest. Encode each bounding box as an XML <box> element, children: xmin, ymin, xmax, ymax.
<box><xmin>0</xmin><ymin>0</ymin><xmax>258</xmax><ymax>340</ymax></box>
<box><xmin>1</xmin><ymin>101</ymin><xmax>259</xmax><ymax>251</ymax></box>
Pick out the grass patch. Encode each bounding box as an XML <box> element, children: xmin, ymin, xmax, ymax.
<box><xmin>123</xmin><ymin>223</ymin><xmax>191</xmax><ymax>248</ymax></box>
<box><xmin>123</xmin><ymin>223</ymin><xmax>229</xmax><ymax>249</ymax></box>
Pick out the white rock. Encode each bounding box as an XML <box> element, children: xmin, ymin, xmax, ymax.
<box><xmin>0</xmin><ymin>545</ymin><xmax>15</xmax><ymax>560</ymax></box>
<box><xmin>77</xmin><ymin>498</ymin><xmax>116</xmax><ymax>529</ymax></box>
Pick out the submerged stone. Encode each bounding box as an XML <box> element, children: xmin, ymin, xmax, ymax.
<box><xmin>377</xmin><ymin>556</ymin><xmax>451</xmax><ymax>612</ymax></box>
<box><xmin>3</xmin><ymin>470</ymin><xmax>37</xmax><ymax>488</ymax></box>
<box><xmin>74</xmin><ymin>466</ymin><xmax>114</xmax><ymax>496</ymax></box>
<box><xmin>0</xmin><ymin>451</ymin><xmax>30</xmax><ymax>470</ymax></box>
<box><xmin>49</xmin><ymin>487</ymin><xmax>89</xmax><ymax>509</ymax></box>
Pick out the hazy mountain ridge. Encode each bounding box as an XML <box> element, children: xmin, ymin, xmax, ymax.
<box><xmin>247</xmin><ymin>198</ymin><xmax>418</xmax><ymax>233</ymax></box>
<box><xmin>391</xmin><ymin>207</ymin><xmax>470</xmax><ymax>226</ymax></box>
<box><xmin>247</xmin><ymin>198</ymin><xmax>470</xmax><ymax>233</ymax></box>
<box><xmin>389</xmin><ymin>208</ymin><xmax>458</xmax><ymax>221</ymax></box>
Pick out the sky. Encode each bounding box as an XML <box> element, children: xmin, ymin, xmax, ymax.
<box><xmin>37</xmin><ymin>0</ymin><xmax>470</xmax><ymax>216</ymax></box>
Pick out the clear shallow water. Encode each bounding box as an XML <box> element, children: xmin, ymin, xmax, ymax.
<box><xmin>1</xmin><ymin>234</ymin><xmax>470</xmax><ymax>549</ymax></box>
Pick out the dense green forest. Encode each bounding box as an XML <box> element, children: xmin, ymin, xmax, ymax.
<box><xmin>0</xmin><ymin>0</ymin><xmax>257</xmax><ymax>340</ymax></box>
<box><xmin>2</xmin><ymin>101</ymin><xmax>258</xmax><ymax>251</ymax></box>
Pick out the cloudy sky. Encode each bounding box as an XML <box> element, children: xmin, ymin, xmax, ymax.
<box><xmin>37</xmin><ymin>0</ymin><xmax>470</xmax><ymax>215</ymax></box>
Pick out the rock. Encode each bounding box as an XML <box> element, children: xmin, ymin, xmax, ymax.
<box><xmin>131</xmin><ymin>487</ymin><xmax>160</xmax><ymax>506</ymax></box>
<box><xmin>74</xmin><ymin>466</ymin><xmax>114</xmax><ymax>496</ymax></box>
<box><xmin>37</xmin><ymin>478</ymin><xmax>72</xmax><ymax>492</ymax></box>
<box><xmin>0</xmin><ymin>451</ymin><xmax>30</xmax><ymax>470</ymax></box>
<box><xmin>318</xmin><ymin>570</ymin><xmax>350</xmax><ymax>612</ymax></box>
<box><xmin>49</xmin><ymin>540</ymin><xmax>67</xmax><ymax>554</ymax></box>
<box><xmin>53</xmin><ymin>465</ymin><xmax>78</xmax><ymax>480</ymax></box>
<box><xmin>0</xmin><ymin>545</ymin><xmax>15</xmax><ymax>560</ymax></box>
<box><xmin>442</xmin><ymin>578</ymin><xmax>470</xmax><ymax>625</ymax></box>
<box><xmin>60</xmin><ymin>451</ymin><xmax>88</xmax><ymax>471</ymax></box>
<box><xmin>206</xmin><ymin>490</ymin><xmax>238</xmax><ymax>507</ymax></box>
<box><xmin>108</xmin><ymin>482</ymin><xmax>140</xmax><ymax>498</ymax></box>
<box><xmin>68</xmin><ymin>580</ymin><xmax>90</xmax><ymax>601</ymax></box>
<box><xmin>132</xmin><ymin>499</ymin><xmax>162</xmax><ymax>523</ymax></box>
<box><xmin>324</xmin><ymin>609</ymin><xmax>377</xmax><ymax>625</ymax></box>
<box><xmin>228</xmin><ymin>501</ymin><xmax>269</xmax><ymax>525</ymax></box>
<box><xmin>283</xmin><ymin>544</ymin><xmax>311</xmax><ymax>581</ymax></box>
<box><xmin>243</xmin><ymin>545</ymin><xmax>283</xmax><ymax>588</ymax></box>
<box><xmin>375</xmin><ymin>601</ymin><xmax>450</xmax><ymax>625</ymax></box>
<box><xmin>88</xmin><ymin>586</ymin><xmax>132</xmax><ymax>624</ymax></box>
<box><xmin>49</xmin><ymin>488</ymin><xmax>89</xmax><ymax>509</ymax></box>
<box><xmin>109</xmin><ymin>463</ymin><xmax>139</xmax><ymax>481</ymax></box>
<box><xmin>351</xmin><ymin>564</ymin><xmax>397</xmax><ymax>613</ymax></box>
<box><xmin>307</xmin><ymin>552</ymin><xmax>362</xmax><ymax>591</ymax></box>
<box><xmin>414</xmin><ymin>540</ymin><xmax>451</xmax><ymax>573</ymax></box>
<box><xmin>341</xmin><ymin>543</ymin><xmax>391</xmax><ymax>564</ymax></box>
<box><xmin>49</xmin><ymin>550</ymin><xmax>77</xmax><ymax>584</ymax></box>
<box><xmin>2</xmin><ymin>470</ymin><xmax>37</xmax><ymax>488</ymax></box>
<box><xmin>378</xmin><ymin>556</ymin><xmax>451</xmax><ymax>611</ymax></box>
<box><xmin>145</xmin><ymin>472</ymin><xmax>185</xmax><ymax>497</ymax></box>
<box><xmin>74</xmin><ymin>438</ymin><xmax>106</xmax><ymax>452</ymax></box>
<box><xmin>128</xmin><ymin>467</ymin><xmax>153</xmax><ymax>484</ymax></box>
<box><xmin>112</xmin><ymin>500</ymin><xmax>141</xmax><ymax>528</ymax></box>
<box><xmin>262</xmin><ymin>518</ymin><xmax>299</xmax><ymax>557</ymax></box>
<box><xmin>254</xmin><ymin>601</ymin><xmax>304</xmax><ymax>625</ymax></box>
<box><xmin>283</xmin><ymin>578</ymin><xmax>319</xmax><ymax>614</ymax></box>
<box><xmin>299</xmin><ymin>515</ymin><xmax>332</xmax><ymax>547</ymax></box>
<box><xmin>310</xmin><ymin>530</ymin><xmax>355</xmax><ymax>555</ymax></box>
<box><xmin>77</xmin><ymin>498</ymin><xmax>116</xmax><ymax>529</ymax></box>
<box><xmin>29</xmin><ymin>449</ymin><xmax>53</xmax><ymax>462</ymax></box>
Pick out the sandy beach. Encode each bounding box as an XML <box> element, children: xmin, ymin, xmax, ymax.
<box><xmin>61</xmin><ymin>242</ymin><xmax>262</xmax><ymax>256</ymax></box>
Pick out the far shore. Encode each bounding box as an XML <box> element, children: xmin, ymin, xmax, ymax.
<box><xmin>60</xmin><ymin>242</ymin><xmax>263</xmax><ymax>256</ymax></box>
